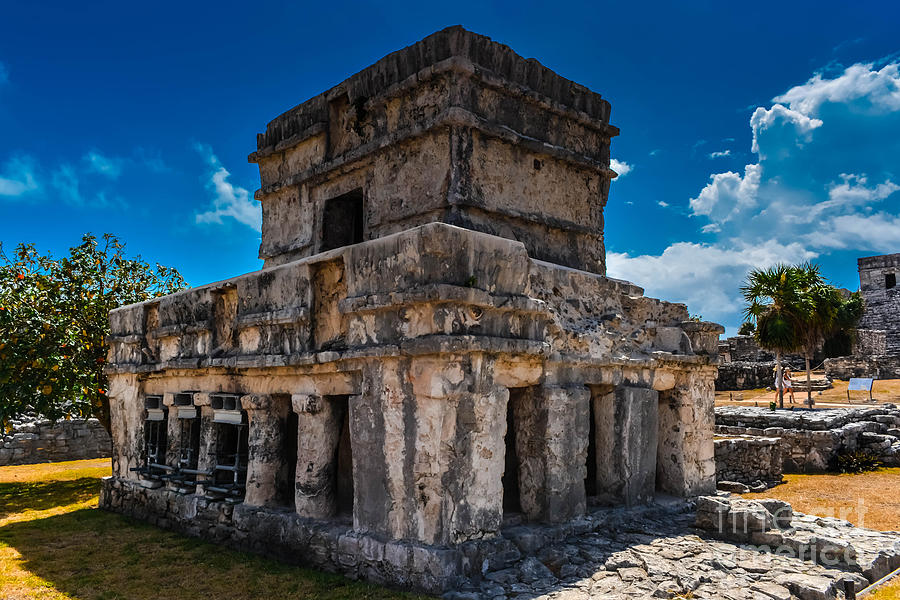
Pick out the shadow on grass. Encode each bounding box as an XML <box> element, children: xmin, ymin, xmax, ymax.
<box><xmin>0</xmin><ymin>478</ymin><xmax>100</xmax><ymax>518</ymax></box>
<box><xmin>0</xmin><ymin>506</ymin><xmax>424</xmax><ymax>600</ymax></box>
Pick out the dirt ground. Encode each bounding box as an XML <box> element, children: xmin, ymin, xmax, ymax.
<box><xmin>716</xmin><ymin>375</ymin><xmax>900</xmax><ymax>408</ymax></box>
<box><xmin>742</xmin><ymin>468</ymin><xmax>900</xmax><ymax>598</ymax></box>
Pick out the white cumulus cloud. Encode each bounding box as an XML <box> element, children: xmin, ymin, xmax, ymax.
<box><xmin>194</xmin><ymin>144</ymin><xmax>261</xmax><ymax>232</ymax></box>
<box><xmin>607</xmin><ymin>240</ymin><xmax>817</xmax><ymax>323</ymax></box>
<box><xmin>610</xmin><ymin>158</ymin><xmax>632</xmax><ymax>178</ymax></box>
<box><xmin>774</xmin><ymin>62</ymin><xmax>900</xmax><ymax>115</ymax></box>
<box><xmin>607</xmin><ymin>59</ymin><xmax>900</xmax><ymax>334</ymax></box>
<box><xmin>689</xmin><ymin>164</ymin><xmax>761</xmax><ymax>223</ymax></box>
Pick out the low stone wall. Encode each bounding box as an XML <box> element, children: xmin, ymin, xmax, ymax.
<box><xmin>99</xmin><ymin>477</ymin><xmax>509</xmax><ymax>593</ymax></box>
<box><xmin>716</xmin><ymin>362</ymin><xmax>775</xmax><ymax>391</ymax></box>
<box><xmin>824</xmin><ymin>355</ymin><xmax>900</xmax><ymax>380</ymax></box>
<box><xmin>715</xmin><ymin>405</ymin><xmax>900</xmax><ymax>473</ymax></box>
<box><xmin>102</xmin><ymin>477</ymin><xmax>900</xmax><ymax>599</ymax></box>
<box><xmin>714</xmin><ymin>436</ymin><xmax>783</xmax><ymax>486</ymax></box>
<box><xmin>0</xmin><ymin>417</ymin><xmax>111</xmax><ymax>466</ymax></box>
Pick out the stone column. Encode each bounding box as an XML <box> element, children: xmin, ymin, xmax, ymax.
<box><xmin>292</xmin><ymin>393</ymin><xmax>344</xmax><ymax>518</ymax></box>
<box><xmin>107</xmin><ymin>373</ymin><xmax>141</xmax><ymax>479</ymax></box>
<box><xmin>404</xmin><ymin>356</ymin><xmax>509</xmax><ymax>545</ymax></box>
<box><xmin>162</xmin><ymin>392</ymin><xmax>179</xmax><ymax>468</ymax></box>
<box><xmin>531</xmin><ymin>385</ymin><xmax>590</xmax><ymax>522</ymax></box>
<box><xmin>193</xmin><ymin>393</ymin><xmax>214</xmax><ymax>495</ymax></box>
<box><xmin>594</xmin><ymin>386</ymin><xmax>659</xmax><ymax>506</ymax></box>
<box><xmin>656</xmin><ymin>370</ymin><xmax>717</xmax><ymax>497</ymax></box>
<box><xmin>242</xmin><ymin>394</ymin><xmax>291</xmax><ymax>507</ymax></box>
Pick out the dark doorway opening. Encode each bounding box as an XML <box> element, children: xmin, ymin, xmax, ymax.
<box><xmin>277</xmin><ymin>409</ymin><xmax>299</xmax><ymax>508</ymax></box>
<box><xmin>333</xmin><ymin>395</ymin><xmax>354</xmax><ymax>516</ymax></box>
<box><xmin>585</xmin><ymin>392</ymin><xmax>597</xmax><ymax>498</ymax></box>
<box><xmin>321</xmin><ymin>189</ymin><xmax>364</xmax><ymax>251</ymax></box>
<box><xmin>887</xmin><ymin>273</ymin><xmax>897</xmax><ymax>290</ymax></box>
<box><xmin>502</xmin><ymin>388</ymin><xmax>524</xmax><ymax>514</ymax></box>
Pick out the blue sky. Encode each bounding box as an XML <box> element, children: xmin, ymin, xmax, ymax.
<box><xmin>1</xmin><ymin>1</ymin><xmax>899</xmax><ymax>335</ymax></box>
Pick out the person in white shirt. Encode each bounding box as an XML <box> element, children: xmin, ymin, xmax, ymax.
<box><xmin>773</xmin><ymin>367</ymin><xmax>796</xmax><ymax>404</ymax></box>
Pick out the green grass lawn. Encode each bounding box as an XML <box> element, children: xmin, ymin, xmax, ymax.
<box><xmin>0</xmin><ymin>459</ymin><xmax>426</xmax><ymax>600</ymax></box>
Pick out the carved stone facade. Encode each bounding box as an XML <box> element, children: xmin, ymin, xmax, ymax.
<box><xmin>100</xmin><ymin>27</ymin><xmax>722</xmax><ymax>592</ymax></box>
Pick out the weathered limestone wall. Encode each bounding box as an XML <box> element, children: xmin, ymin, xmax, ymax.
<box><xmin>853</xmin><ymin>328</ymin><xmax>888</xmax><ymax>356</ymax></box>
<box><xmin>715</xmin><ymin>406</ymin><xmax>900</xmax><ymax>472</ymax></box>
<box><xmin>0</xmin><ymin>416</ymin><xmax>111</xmax><ymax>466</ymax></box>
<box><xmin>716</xmin><ymin>361</ymin><xmax>776</xmax><ymax>391</ymax></box>
<box><xmin>858</xmin><ymin>253</ymin><xmax>900</xmax><ymax>355</ymax></box>
<box><xmin>100</xmin><ymin>477</ymin><xmax>503</xmax><ymax>593</ymax></box>
<box><xmin>824</xmin><ymin>355</ymin><xmax>900</xmax><ymax>380</ymax></box>
<box><xmin>249</xmin><ymin>27</ymin><xmax>617</xmax><ymax>274</ymax></box>
<box><xmin>714</xmin><ymin>436</ymin><xmax>783</xmax><ymax>486</ymax></box>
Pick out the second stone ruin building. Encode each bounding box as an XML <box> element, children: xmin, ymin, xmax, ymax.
<box><xmin>99</xmin><ymin>26</ymin><xmax>723</xmax><ymax>591</ymax></box>
<box><xmin>825</xmin><ymin>252</ymin><xmax>900</xmax><ymax>380</ymax></box>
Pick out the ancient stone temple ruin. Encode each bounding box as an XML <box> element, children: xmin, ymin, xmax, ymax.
<box><xmin>100</xmin><ymin>26</ymin><xmax>723</xmax><ymax>591</ymax></box>
<box><xmin>825</xmin><ymin>252</ymin><xmax>900</xmax><ymax>380</ymax></box>
<box><xmin>855</xmin><ymin>253</ymin><xmax>900</xmax><ymax>356</ymax></box>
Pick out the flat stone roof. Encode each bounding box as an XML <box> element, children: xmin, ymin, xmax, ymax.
<box><xmin>252</xmin><ymin>25</ymin><xmax>614</xmax><ymax>158</ymax></box>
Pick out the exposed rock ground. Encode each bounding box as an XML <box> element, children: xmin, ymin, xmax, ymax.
<box><xmin>445</xmin><ymin>497</ymin><xmax>900</xmax><ymax>600</ymax></box>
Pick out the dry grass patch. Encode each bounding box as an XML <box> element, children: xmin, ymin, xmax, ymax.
<box><xmin>743</xmin><ymin>468</ymin><xmax>900</xmax><ymax>531</ymax></box>
<box><xmin>744</xmin><ymin>468</ymin><xmax>900</xmax><ymax>599</ymax></box>
<box><xmin>0</xmin><ymin>459</ymin><xmax>425</xmax><ymax>600</ymax></box>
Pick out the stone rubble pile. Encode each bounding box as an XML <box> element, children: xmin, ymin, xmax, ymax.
<box><xmin>443</xmin><ymin>496</ymin><xmax>900</xmax><ymax>599</ymax></box>
<box><xmin>0</xmin><ymin>415</ymin><xmax>111</xmax><ymax>466</ymax></box>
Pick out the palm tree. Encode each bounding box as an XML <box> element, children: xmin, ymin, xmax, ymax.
<box><xmin>796</xmin><ymin>265</ymin><xmax>838</xmax><ymax>408</ymax></box>
<box><xmin>741</xmin><ymin>265</ymin><xmax>808</xmax><ymax>408</ymax></box>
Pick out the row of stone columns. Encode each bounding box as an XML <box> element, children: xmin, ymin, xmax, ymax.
<box><xmin>140</xmin><ymin>372</ymin><xmax>714</xmax><ymax>545</ymax></box>
<box><xmin>151</xmin><ymin>391</ymin><xmax>355</xmax><ymax>515</ymax></box>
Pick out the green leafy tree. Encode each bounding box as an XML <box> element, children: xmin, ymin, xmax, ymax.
<box><xmin>823</xmin><ymin>291</ymin><xmax>865</xmax><ymax>357</ymax></box>
<box><xmin>737</xmin><ymin>321</ymin><xmax>756</xmax><ymax>336</ymax></box>
<box><xmin>0</xmin><ymin>233</ymin><xmax>186</xmax><ymax>432</ymax></box>
<box><xmin>741</xmin><ymin>264</ymin><xmax>810</xmax><ymax>408</ymax></box>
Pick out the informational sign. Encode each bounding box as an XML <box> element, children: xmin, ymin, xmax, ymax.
<box><xmin>847</xmin><ymin>378</ymin><xmax>875</xmax><ymax>403</ymax></box>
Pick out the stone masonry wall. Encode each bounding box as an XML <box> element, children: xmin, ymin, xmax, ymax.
<box><xmin>100</xmin><ymin>477</ymin><xmax>510</xmax><ymax>594</ymax></box>
<box><xmin>714</xmin><ymin>436</ymin><xmax>783</xmax><ymax>486</ymax></box>
<box><xmin>858</xmin><ymin>253</ymin><xmax>900</xmax><ymax>355</ymax></box>
<box><xmin>853</xmin><ymin>329</ymin><xmax>888</xmax><ymax>357</ymax></box>
<box><xmin>715</xmin><ymin>405</ymin><xmax>900</xmax><ymax>473</ymax></box>
<box><xmin>824</xmin><ymin>355</ymin><xmax>900</xmax><ymax>380</ymax></box>
<box><xmin>715</xmin><ymin>362</ymin><xmax>777</xmax><ymax>391</ymax></box>
<box><xmin>0</xmin><ymin>416</ymin><xmax>111</xmax><ymax>466</ymax></box>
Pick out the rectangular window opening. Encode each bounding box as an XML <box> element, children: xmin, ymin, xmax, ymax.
<box><xmin>333</xmin><ymin>395</ymin><xmax>354</xmax><ymax>517</ymax></box>
<box><xmin>171</xmin><ymin>403</ymin><xmax>202</xmax><ymax>489</ymax></box>
<box><xmin>502</xmin><ymin>388</ymin><xmax>525</xmax><ymax>515</ymax></box>
<box><xmin>208</xmin><ymin>411</ymin><xmax>249</xmax><ymax>501</ymax></box>
<box><xmin>139</xmin><ymin>395</ymin><xmax>168</xmax><ymax>481</ymax></box>
<box><xmin>321</xmin><ymin>189</ymin><xmax>364</xmax><ymax>251</ymax></box>
<box><xmin>886</xmin><ymin>273</ymin><xmax>896</xmax><ymax>289</ymax></box>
